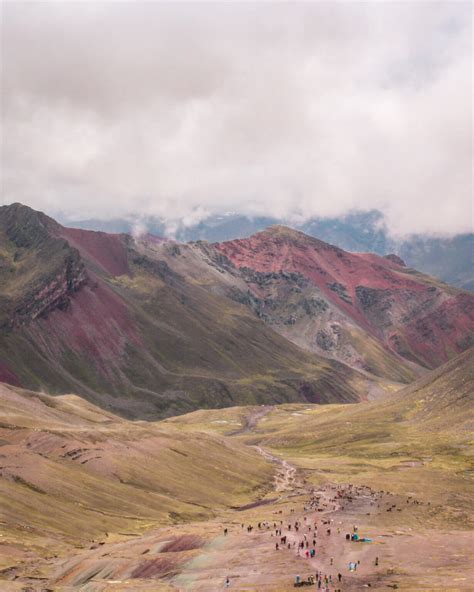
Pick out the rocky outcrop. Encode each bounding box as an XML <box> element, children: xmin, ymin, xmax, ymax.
<box><xmin>12</xmin><ymin>249</ymin><xmax>88</xmax><ymax>328</ymax></box>
<box><xmin>0</xmin><ymin>204</ymin><xmax>88</xmax><ymax>331</ymax></box>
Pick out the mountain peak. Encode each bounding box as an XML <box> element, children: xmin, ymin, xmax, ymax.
<box><xmin>258</xmin><ymin>224</ymin><xmax>314</xmax><ymax>240</ymax></box>
<box><xmin>251</xmin><ymin>225</ymin><xmax>333</xmax><ymax>249</ymax></box>
<box><xmin>0</xmin><ymin>202</ymin><xmax>60</xmax><ymax>248</ymax></box>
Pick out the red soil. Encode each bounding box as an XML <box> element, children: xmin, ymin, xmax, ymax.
<box><xmin>215</xmin><ymin>228</ymin><xmax>474</xmax><ymax>367</ymax></box>
<box><xmin>60</xmin><ymin>227</ymin><xmax>130</xmax><ymax>277</ymax></box>
<box><xmin>131</xmin><ymin>556</ymin><xmax>181</xmax><ymax>579</ymax></box>
<box><xmin>27</xmin><ymin>278</ymin><xmax>141</xmax><ymax>378</ymax></box>
<box><xmin>161</xmin><ymin>535</ymin><xmax>204</xmax><ymax>553</ymax></box>
<box><xmin>0</xmin><ymin>362</ymin><xmax>21</xmax><ymax>387</ymax></box>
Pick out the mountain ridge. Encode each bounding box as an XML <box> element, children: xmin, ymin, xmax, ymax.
<box><xmin>61</xmin><ymin>210</ymin><xmax>474</xmax><ymax>290</ymax></box>
<box><xmin>0</xmin><ymin>204</ymin><xmax>378</xmax><ymax>418</ymax></box>
<box><xmin>1</xmin><ymin>203</ymin><xmax>473</xmax><ymax>418</ymax></box>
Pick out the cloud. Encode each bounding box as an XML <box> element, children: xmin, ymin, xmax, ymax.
<box><xmin>1</xmin><ymin>1</ymin><xmax>472</xmax><ymax>236</ymax></box>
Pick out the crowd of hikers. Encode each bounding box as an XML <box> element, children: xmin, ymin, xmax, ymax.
<box><xmin>221</xmin><ymin>482</ymin><xmax>396</xmax><ymax>589</ymax></box>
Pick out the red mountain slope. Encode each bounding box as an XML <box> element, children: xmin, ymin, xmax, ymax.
<box><xmin>59</xmin><ymin>227</ymin><xmax>131</xmax><ymax>277</ymax></box>
<box><xmin>0</xmin><ymin>205</ymin><xmax>377</xmax><ymax>417</ymax></box>
<box><xmin>214</xmin><ymin>226</ymin><xmax>474</xmax><ymax>369</ymax></box>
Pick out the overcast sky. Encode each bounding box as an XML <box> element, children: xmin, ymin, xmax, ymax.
<box><xmin>1</xmin><ymin>1</ymin><xmax>472</xmax><ymax>236</ymax></box>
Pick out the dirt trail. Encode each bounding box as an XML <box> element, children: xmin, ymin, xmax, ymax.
<box><xmin>254</xmin><ymin>446</ymin><xmax>298</xmax><ymax>493</ymax></box>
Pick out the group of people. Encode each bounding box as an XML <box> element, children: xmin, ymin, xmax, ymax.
<box><xmin>224</xmin><ymin>482</ymin><xmax>389</xmax><ymax>589</ymax></box>
<box><xmin>294</xmin><ymin>571</ymin><xmax>343</xmax><ymax>589</ymax></box>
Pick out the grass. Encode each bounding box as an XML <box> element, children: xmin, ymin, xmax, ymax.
<box><xmin>0</xmin><ymin>383</ymin><xmax>273</xmax><ymax>569</ymax></box>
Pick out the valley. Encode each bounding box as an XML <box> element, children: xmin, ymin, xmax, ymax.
<box><xmin>3</xmin><ymin>3</ymin><xmax>472</xmax><ymax>590</ymax></box>
<box><xmin>0</xmin><ymin>348</ymin><xmax>472</xmax><ymax>590</ymax></box>
<box><xmin>0</xmin><ymin>204</ymin><xmax>472</xmax><ymax>590</ymax></box>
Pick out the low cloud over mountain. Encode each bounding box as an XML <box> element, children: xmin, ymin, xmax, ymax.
<box><xmin>2</xmin><ymin>2</ymin><xmax>472</xmax><ymax>235</ymax></box>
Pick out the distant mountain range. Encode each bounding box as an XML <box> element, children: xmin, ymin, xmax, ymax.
<box><xmin>63</xmin><ymin>210</ymin><xmax>474</xmax><ymax>291</ymax></box>
<box><xmin>1</xmin><ymin>203</ymin><xmax>473</xmax><ymax>419</ymax></box>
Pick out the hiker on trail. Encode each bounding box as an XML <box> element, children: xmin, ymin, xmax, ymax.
<box><xmin>330</xmin><ymin>557</ymin><xmax>333</xmax><ymax>565</ymax></box>
<box><xmin>338</xmin><ymin>573</ymin><xmax>342</xmax><ymax>582</ymax></box>
<box><xmin>375</xmin><ymin>556</ymin><xmax>379</xmax><ymax>566</ymax></box>
<box><xmin>224</xmin><ymin>528</ymin><xmax>228</xmax><ymax>536</ymax></box>
<box><xmin>225</xmin><ymin>576</ymin><xmax>230</xmax><ymax>588</ymax></box>
<box><xmin>276</xmin><ymin>542</ymin><xmax>279</xmax><ymax>550</ymax></box>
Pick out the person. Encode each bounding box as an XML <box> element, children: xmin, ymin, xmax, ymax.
<box><xmin>276</xmin><ymin>542</ymin><xmax>279</xmax><ymax>551</ymax></box>
<box><xmin>225</xmin><ymin>576</ymin><xmax>230</xmax><ymax>588</ymax></box>
<box><xmin>338</xmin><ymin>573</ymin><xmax>342</xmax><ymax>582</ymax></box>
<box><xmin>295</xmin><ymin>575</ymin><xmax>301</xmax><ymax>585</ymax></box>
<box><xmin>224</xmin><ymin>528</ymin><xmax>228</xmax><ymax>536</ymax></box>
<box><xmin>375</xmin><ymin>556</ymin><xmax>379</xmax><ymax>566</ymax></box>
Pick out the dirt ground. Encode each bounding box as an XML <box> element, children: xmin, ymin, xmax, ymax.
<box><xmin>2</xmin><ymin>407</ymin><xmax>473</xmax><ymax>591</ymax></box>
<box><xmin>5</xmin><ymin>443</ymin><xmax>471</xmax><ymax>592</ymax></box>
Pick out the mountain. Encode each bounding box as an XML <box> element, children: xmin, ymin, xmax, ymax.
<box><xmin>0</xmin><ymin>204</ymin><xmax>376</xmax><ymax>418</ymax></box>
<box><xmin>1</xmin><ymin>204</ymin><xmax>473</xmax><ymax>418</ymax></box>
<box><xmin>213</xmin><ymin>226</ymin><xmax>474</xmax><ymax>370</ymax></box>
<box><xmin>65</xmin><ymin>210</ymin><xmax>473</xmax><ymax>290</ymax></box>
